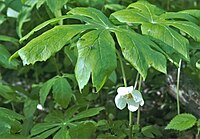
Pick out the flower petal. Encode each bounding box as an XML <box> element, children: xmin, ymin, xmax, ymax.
<box><xmin>115</xmin><ymin>94</ymin><xmax>126</xmax><ymax>110</ymax></box>
<box><xmin>127</xmin><ymin>99</ymin><xmax>139</xmax><ymax>112</ymax></box>
<box><xmin>132</xmin><ymin>90</ymin><xmax>144</xmax><ymax>103</ymax></box>
<box><xmin>117</xmin><ymin>86</ymin><xmax>133</xmax><ymax>96</ymax></box>
<box><xmin>140</xmin><ymin>100</ymin><xmax>144</xmax><ymax>106</ymax></box>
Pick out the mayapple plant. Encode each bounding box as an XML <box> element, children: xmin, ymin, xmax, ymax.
<box><xmin>0</xmin><ymin>0</ymin><xmax>200</xmax><ymax>138</ymax></box>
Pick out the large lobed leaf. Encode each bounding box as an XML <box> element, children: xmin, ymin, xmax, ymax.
<box><xmin>115</xmin><ymin>27</ymin><xmax>166</xmax><ymax>79</ymax></box>
<box><xmin>141</xmin><ymin>23</ymin><xmax>189</xmax><ymax>60</ymax></box>
<box><xmin>12</xmin><ymin>25</ymin><xmax>93</xmax><ymax>65</ymax></box>
<box><xmin>111</xmin><ymin>0</ymin><xmax>200</xmax><ymax>63</ymax></box>
<box><xmin>75</xmin><ymin>30</ymin><xmax>117</xmax><ymax>91</ymax></box>
<box><xmin>68</xmin><ymin>7</ymin><xmax>113</xmax><ymax>28</ymax></box>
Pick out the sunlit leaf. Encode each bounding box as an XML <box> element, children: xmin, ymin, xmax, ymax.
<box><xmin>12</xmin><ymin>25</ymin><xmax>92</xmax><ymax>65</ymax></box>
<box><xmin>115</xmin><ymin>27</ymin><xmax>166</xmax><ymax>79</ymax></box>
<box><xmin>75</xmin><ymin>30</ymin><xmax>117</xmax><ymax>91</ymax></box>
<box><xmin>165</xmin><ymin>113</ymin><xmax>197</xmax><ymax>131</ymax></box>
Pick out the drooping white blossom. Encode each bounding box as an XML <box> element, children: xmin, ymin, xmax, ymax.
<box><xmin>115</xmin><ymin>86</ymin><xmax>144</xmax><ymax>112</ymax></box>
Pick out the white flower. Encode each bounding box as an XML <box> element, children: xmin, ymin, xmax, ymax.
<box><xmin>115</xmin><ymin>86</ymin><xmax>144</xmax><ymax>112</ymax></box>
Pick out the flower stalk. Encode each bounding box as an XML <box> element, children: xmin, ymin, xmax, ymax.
<box><xmin>176</xmin><ymin>59</ymin><xmax>182</xmax><ymax>115</ymax></box>
<box><xmin>117</xmin><ymin>52</ymin><xmax>144</xmax><ymax>139</ymax></box>
<box><xmin>136</xmin><ymin>75</ymin><xmax>142</xmax><ymax>125</ymax></box>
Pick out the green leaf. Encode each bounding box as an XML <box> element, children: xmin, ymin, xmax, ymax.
<box><xmin>180</xmin><ymin>9</ymin><xmax>200</xmax><ymax>19</ymax></box>
<box><xmin>46</xmin><ymin>0</ymin><xmax>68</xmax><ymax>16</ymax></box>
<box><xmin>39</xmin><ymin>77</ymin><xmax>57</xmax><ymax>106</ymax></box>
<box><xmin>115</xmin><ymin>28</ymin><xmax>166</xmax><ymax>79</ymax></box>
<box><xmin>68</xmin><ymin>7</ymin><xmax>113</xmax><ymax>27</ymax></box>
<box><xmin>70</xmin><ymin>107</ymin><xmax>104</xmax><ymax>122</ymax></box>
<box><xmin>13</xmin><ymin>25</ymin><xmax>92</xmax><ymax>65</ymax></box>
<box><xmin>44</xmin><ymin>110</ymin><xmax>64</xmax><ymax>123</ymax></box>
<box><xmin>16</xmin><ymin>0</ymin><xmax>37</xmax><ymax>38</ymax></box>
<box><xmin>36</xmin><ymin>0</ymin><xmax>45</xmax><ymax>9</ymax></box>
<box><xmin>165</xmin><ymin>113</ymin><xmax>197</xmax><ymax>131</ymax></box>
<box><xmin>160</xmin><ymin>12</ymin><xmax>198</xmax><ymax>23</ymax></box>
<box><xmin>23</xmin><ymin>98</ymin><xmax>38</xmax><ymax>117</ymax></box>
<box><xmin>31</xmin><ymin>123</ymin><xmax>60</xmax><ymax>136</ymax></box>
<box><xmin>142</xmin><ymin>125</ymin><xmax>162</xmax><ymax>138</ymax></box>
<box><xmin>0</xmin><ymin>35</ymin><xmax>18</xmax><ymax>46</ymax></box>
<box><xmin>104</xmin><ymin>4</ymin><xmax>125</xmax><ymax>11</ymax></box>
<box><xmin>111</xmin><ymin>1</ymin><xmax>192</xmax><ymax>64</ymax></box>
<box><xmin>75</xmin><ymin>30</ymin><xmax>117</xmax><ymax>91</ymax></box>
<box><xmin>0</xmin><ymin>84</ymin><xmax>20</xmax><ymax>101</ymax></box>
<box><xmin>0</xmin><ymin>134</ymin><xmax>28</xmax><ymax>139</ymax></box>
<box><xmin>0</xmin><ymin>45</ymin><xmax>18</xmax><ymax>69</ymax></box>
<box><xmin>0</xmin><ymin>123</ymin><xmax>11</xmax><ymax>135</ymax></box>
<box><xmin>31</xmin><ymin>126</ymin><xmax>60</xmax><ymax>139</ymax></box>
<box><xmin>0</xmin><ymin>107</ymin><xmax>24</xmax><ymax>120</ymax></box>
<box><xmin>111</xmin><ymin>9</ymin><xmax>149</xmax><ymax>24</ymax></box>
<box><xmin>141</xmin><ymin>23</ymin><xmax>189</xmax><ymax>61</ymax></box>
<box><xmin>165</xmin><ymin>21</ymin><xmax>200</xmax><ymax>42</ymax></box>
<box><xmin>0</xmin><ymin>107</ymin><xmax>24</xmax><ymax>134</ymax></box>
<box><xmin>19</xmin><ymin>15</ymin><xmax>89</xmax><ymax>43</ymax></box>
<box><xmin>52</xmin><ymin>77</ymin><xmax>72</xmax><ymax>108</ymax></box>
<box><xmin>69</xmin><ymin>122</ymin><xmax>96</xmax><ymax>139</ymax></box>
<box><xmin>128</xmin><ymin>0</ymin><xmax>164</xmax><ymax>17</ymax></box>
<box><xmin>65</xmin><ymin>105</ymin><xmax>80</xmax><ymax>120</ymax></box>
<box><xmin>0</xmin><ymin>15</ymin><xmax>6</xmax><ymax>25</ymax></box>
<box><xmin>53</xmin><ymin>127</ymin><xmax>71</xmax><ymax>139</ymax></box>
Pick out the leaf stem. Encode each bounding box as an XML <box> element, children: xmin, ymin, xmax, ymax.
<box><xmin>176</xmin><ymin>59</ymin><xmax>182</xmax><ymax>115</ymax></box>
<box><xmin>137</xmin><ymin>75</ymin><xmax>142</xmax><ymax>125</ymax></box>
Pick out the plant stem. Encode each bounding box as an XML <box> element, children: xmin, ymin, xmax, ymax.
<box><xmin>117</xmin><ymin>51</ymin><xmax>127</xmax><ymax>87</ymax></box>
<box><xmin>136</xmin><ymin>75</ymin><xmax>142</xmax><ymax>125</ymax></box>
<box><xmin>176</xmin><ymin>59</ymin><xmax>182</xmax><ymax>115</ymax></box>
<box><xmin>129</xmin><ymin>111</ymin><xmax>133</xmax><ymax>139</ymax></box>
<box><xmin>196</xmin><ymin>130</ymin><xmax>199</xmax><ymax>139</ymax></box>
<box><xmin>117</xmin><ymin>51</ymin><xmax>132</xmax><ymax>138</ymax></box>
<box><xmin>133</xmin><ymin>73</ymin><xmax>139</xmax><ymax>89</ymax></box>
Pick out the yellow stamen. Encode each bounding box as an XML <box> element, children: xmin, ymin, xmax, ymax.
<box><xmin>124</xmin><ymin>93</ymin><xmax>133</xmax><ymax>99</ymax></box>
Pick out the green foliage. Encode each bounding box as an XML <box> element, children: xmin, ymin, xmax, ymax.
<box><xmin>111</xmin><ymin>0</ymin><xmax>200</xmax><ymax>62</ymax></box>
<box><xmin>46</xmin><ymin>0</ymin><xmax>68</xmax><ymax>17</ymax></box>
<box><xmin>39</xmin><ymin>76</ymin><xmax>72</xmax><ymax>108</ymax></box>
<box><xmin>0</xmin><ymin>45</ymin><xmax>18</xmax><ymax>69</ymax></box>
<box><xmin>165</xmin><ymin>113</ymin><xmax>197</xmax><ymax>131</ymax></box>
<box><xmin>115</xmin><ymin>27</ymin><xmax>166</xmax><ymax>78</ymax></box>
<box><xmin>141</xmin><ymin>125</ymin><xmax>162</xmax><ymax>138</ymax></box>
<box><xmin>11</xmin><ymin>0</ymin><xmax>200</xmax><ymax>89</ymax></box>
<box><xmin>75</xmin><ymin>29</ymin><xmax>117</xmax><ymax>91</ymax></box>
<box><xmin>30</xmin><ymin>107</ymin><xmax>104</xmax><ymax>138</ymax></box>
<box><xmin>13</xmin><ymin>25</ymin><xmax>92</xmax><ymax>65</ymax></box>
<box><xmin>0</xmin><ymin>107</ymin><xmax>24</xmax><ymax>135</ymax></box>
<box><xmin>0</xmin><ymin>0</ymin><xmax>200</xmax><ymax>138</ymax></box>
